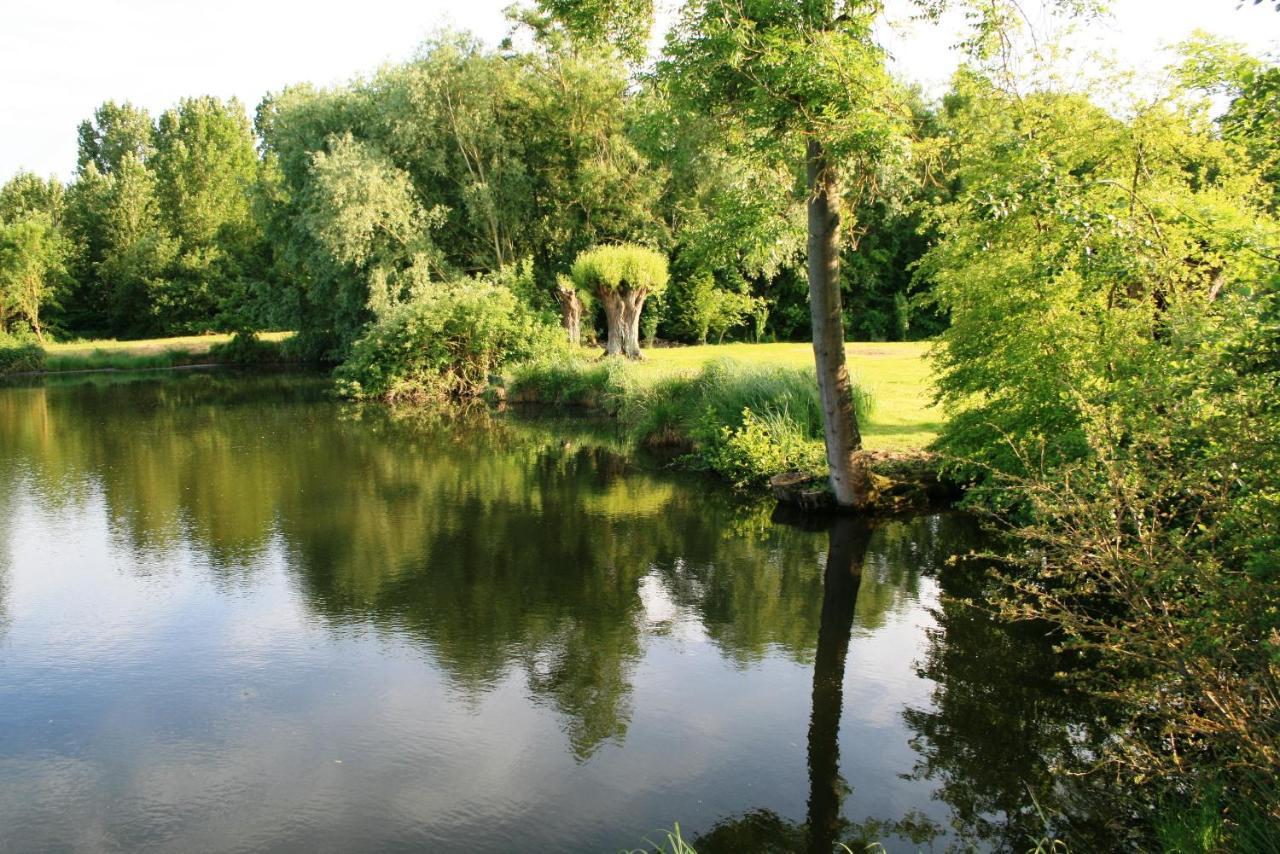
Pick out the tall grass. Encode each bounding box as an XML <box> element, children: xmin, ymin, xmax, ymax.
<box><xmin>508</xmin><ymin>356</ymin><xmax>874</xmax><ymax>486</ymax></box>
<box><xmin>620</xmin><ymin>823</ymin><xmax>698</xmax><ymax>854</ymax></box>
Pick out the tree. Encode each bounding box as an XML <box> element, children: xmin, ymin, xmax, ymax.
<box><xmin>662</xmin><ymin>1</ymin><xmax>909</xmax><ymax>508</ymax></box>
<box><xmin>0</xmin><ymin>172</ymin><xmax>64</xmax><ymax>225</ymax></box>
<box><xmin>1174</xmin><ymin>34</ymin><xmax>1280</xmax><ymax>213</ymax></box>
<box><xmin>569</xmin><ymin>243</ymin><xmax>668</xmax><ymax>357</ymax></box>
<box><xmin>76</xmin><ymin>101</ymin><xmax>155</xmax><ymax>176</ymax></box>
<box><xmin>554</xmin><ymin>273</ymin><xmax>586</xmax><ymax>345</ymax></box>
<box><xmin>0</xmin><ymin>216</ymin><xmax>66</xmax><ymax>340</ymax></box>
<box><xmin>151</xmin><ymin>97</ymin><xmax>261</xmax><ymax>330</ymax></box>
<box><xmin>96</xmin><ymin>155</ymin><xmax>178</xmax><ymax>338</ymax></box>
<box><xmin>920</xmin><ymin>68</ymin><xmax>1277</xmax><ymax>484</ymax></box>
<box><xmin>511</xmin><ymin>0</ymin><xmax>656</xmax><ymax>63</ymax></box>
<box><xmin>298</xmin><ymin>132</ymin><xmax>443</xmax><ymax>354</ymax></box>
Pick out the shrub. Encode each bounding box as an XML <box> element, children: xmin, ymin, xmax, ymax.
<box><xmin>0</xmin><ymin>329</ymin><xmax>45</xmax><ymax>374</ymax></box>
<box><xmin>706</xmin><ymin>407</ymin><xmax>827</xmax><ymax>486</ymax></box>
<box><xmin>336</xmin><ymin>280</ymin><xmax>561</xmax><ymax>402</ymax></box>
<box><xmin>985</xmin><ymin>282</ymin><xmax>1280</xmax><ymax>841</ymax></box>
<box><xmin>208</xmin><ymin>332</ymin><xmax>291</xmax><ymax>366</ymax></box>
<box><xmin>507</xmin><ymin>356</ymin><xmax>873</xmax><ymax>486</ymax></box>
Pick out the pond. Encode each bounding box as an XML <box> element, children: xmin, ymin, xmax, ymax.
<box><xmin>0</xmin><ymin>371</ymin><xmax>1085</xmax><ymax>852</ymax></box>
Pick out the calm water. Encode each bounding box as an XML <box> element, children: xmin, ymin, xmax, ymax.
<box><xmin>0</xmin><ymin>372</ymin><xmax>1084</xmax><ymax>853</ymax></box>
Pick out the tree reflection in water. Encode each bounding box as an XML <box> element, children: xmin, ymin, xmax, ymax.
<box><xmin>0</xmin><ymin>372</ymin><xmax>1105</xmax><ymax>850</ymax></box>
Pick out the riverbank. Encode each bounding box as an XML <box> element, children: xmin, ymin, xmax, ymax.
<box><xmin>3</xmin><ymin>332</ymin><xmax>952</xmax><ymax>509</ymax></box>
<box><xmin>504</xmin><ymin>343</ymin><xmax>952</xmax><ymax>511</ymax></box>
<box><xmin>0</xmin><ymin>331</ymin><xmax>295</xmax><ymax>375</ymax></box>
<box><xmin>507</xmin><ymin>341</ymin><xmax>941</xmax><ymax>450</ymax></box>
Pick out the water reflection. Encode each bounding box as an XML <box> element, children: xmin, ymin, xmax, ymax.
<box><xmin>0</xmin><ymin>373</ymin><xmax>1094</xmax><ymax>852</ymax></box>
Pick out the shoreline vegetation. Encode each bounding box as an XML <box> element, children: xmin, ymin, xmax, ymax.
<box><xmin>0</xmin><ymin>331</ymin><xmax>296</xmax><ymax>375</ymax></box>
<box><xmin>1</xmin><ymin>330</ymin><xmax>953</xmax><ymax>510</ymax></box>
<box><xmin>504</xmin><ymin>343</ymin><xmax>954</xmax><ymax>512</ymax></box>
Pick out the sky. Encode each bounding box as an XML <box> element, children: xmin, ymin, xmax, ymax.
<box><xmin>1</xmin><ymin>0</ymin><xmax>1278</xmax><ymax>180</ymax></box>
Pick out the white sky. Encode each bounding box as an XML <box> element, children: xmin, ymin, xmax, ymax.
<box><xmin>1</xmin><ymin>0</ymin><xmax>1277</xmax><ymax>180</ymax></box>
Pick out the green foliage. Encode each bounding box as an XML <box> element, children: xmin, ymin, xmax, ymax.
<box><xmin>621</xmin><ymin>822</ymin><xmax>698</xmax><ymax>854</ymax></box>
<box><xmin>336</xmin><ymin>279</ymin><xmax>561</xmax><ymax>401</ymax></box>
<box><xmin>0</xmin><ymin>172</ymin><xmax>64</xmax><ymax>225</ymax></box>
<box><xmin>984</xmin><ymin>279</ymin><xmax>1280</xmax><ymax>841</ymax></box>
<box><xmin>257</xmin><ymin>35</ymin><xmax>663</xmax><ymax>353</ymax></box>
<box><xmin>56</xmin><ymin>96</ymin><xmax>271</xmax><ymax>339</ymax></box>
<box><xmin>509</xmin><ymin>356</ymin><xmax>872</xmax><ymax>485</ymax></box>
<box><xmin>207</xmin><ymin>331</ymin><xmax>291</xmax><ymax>366</ymax></box>
<box><xmin>569</xmin><ymin>243</ymin><xmax>669</xmax><ymax>297</ymax></box>
<box><xmin>0</xmin><ymin>329</ymin><xmax>45</xmax><ymax>374</ymax></box>
<box><xmin>76</xmin><ymin>101</ymin><xmax>155</xmax><ymax>176</ymax></box>
<box><xmin>707</xmin><ymin>407</ymin><xmax>827</xmax><ymax>487</ymax></box>
<box><xmin>0</xmin><ymin>215</ymin><xmax>68</xmax><ymax>339</ymax></box>
<box><xmin>922</xmin><ymin>68</ymin><xmax>1278</xmax><ymax>486</ymax></box>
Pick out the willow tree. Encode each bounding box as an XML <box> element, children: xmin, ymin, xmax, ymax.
<box><xmin>570</xmin><ymin>244</ymin><xmax>668</xmax><ymax>358</ymax></box>
<box><xmin>662</xmin><ymin>0</ymin><xmax>908</xmax><ymax>508</ymax></box>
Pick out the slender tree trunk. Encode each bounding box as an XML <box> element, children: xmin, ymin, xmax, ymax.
<box><xmin>555</xmin><ymin>284</ymin><xmax>583</xmax><ymax>346</ymax></box>
<box><xmin>621</xmin><ymin>290</ymin><xmax>647</xmax><ymax>359</ymax></box>
<box><xmin>599</xmin><ymin>288</ymin><xmax>626</xmax><ymax>357</ymax></box>
<box><xmin>807</xmin><ymin>138</ymin><xmax>872</xmax><ymax>510</ymax></box>
<box><xmin>806</xmin><ymin>516</ymin><xmax>872</xmax><ymax>854</ymax></box>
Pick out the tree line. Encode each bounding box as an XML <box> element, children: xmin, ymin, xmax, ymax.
<box><xmin>0</xmin><ymin>29</ymin><xmax>942</xmax><ymax>353</ymax></box>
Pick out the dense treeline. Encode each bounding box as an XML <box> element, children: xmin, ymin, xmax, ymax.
<box><xmin>0</xmin><ymin>27</ymin><xmax>939</xmax><ymax>352</ymax></box>
<box><xmin>1</xmin><ymin>98</ymin><xmax>273</xmax><ymax>341</ymax></box>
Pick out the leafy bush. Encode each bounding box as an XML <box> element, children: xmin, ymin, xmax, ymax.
<box><xmin>336</xmin><ymin>280</ymin><xmax>561</xmax><ymax>402</ymax></box>
<box><xmin>985</xmin><ymin>282</ymin><xmax>1280</xmax><ymax>842</ymax></box>
<box><xmin>0</xmin><ymin>329</ymin><xmax>45</xmax><ymax>374</ymax></box>
<box><xmin>507</xmin><ymin>356</ymin><xmax>626</xmax><ymax>409</ymax></box>
<box><xmin>706</xmin><ymin>407</ymin><xmax>827</xmax><ymax>486</ymax></box>
<box><xmin>208</xmin><ymin>332</ymin><xmax>291</xmax><ymax>366</ymax></box>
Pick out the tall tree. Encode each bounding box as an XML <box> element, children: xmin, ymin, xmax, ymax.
<box><xmin>662</xmin><ymin>0</ymin><xmax>909</xmax><ymax>508</ymax></box>
<box><xmin>76</xmin><ymin>101</ymin><xmax>155</xmax><ymax>176</ymax></box>
<box><xmin>0</xmin><ymin>216</ymin><xmax>66</xmax><ymax>340</ymax></box>
<box><xmin>0</xmin><ymin>172</ymin><xmax>64</xmax><ymax>225</ymax></box>
<box><xmin>151</xmin><ymin>97</ymin><xmax>260</xmax><ymax>329</ymax></box>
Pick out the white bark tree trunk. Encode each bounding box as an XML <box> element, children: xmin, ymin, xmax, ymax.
<box><xmin>807</xmin><ymin>138</ymin><xmax>873</xmax><ymax>510</ymax></box>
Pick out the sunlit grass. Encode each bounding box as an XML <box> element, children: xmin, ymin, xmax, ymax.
<box><xmin>41</xmin><ymin>332</ymin><xmax>293</xmax><ymax>373</ymax></box>
<box><xmin>621</xmin><ymin>341</ymin><xmax>940</xmax><ymax>451</ymax></box>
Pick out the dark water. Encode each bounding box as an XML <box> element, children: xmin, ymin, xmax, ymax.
<box><xmin>0</xmin><ymin>372</ymin><xmax>1085</xmax><ymax>853</ymax></box>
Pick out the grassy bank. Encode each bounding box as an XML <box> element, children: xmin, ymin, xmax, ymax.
<box><xmin>505</xmin><ymin>342</ymin><xmax>944</xmax><ymax>492</ymax></box>
<box><xmin>3</xmin><ymin>332</ymin><xmax>295</xmax><ymax>374</ymax></box>
<box><xmin>508</xmin><ymin>341</ymin><xmax>940</xmax><ymax>452</ymax></box>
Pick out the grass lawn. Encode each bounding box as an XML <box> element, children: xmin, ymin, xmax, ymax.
<box><xmin>32</xmin><ymin>334</ymin><xmax>942</xmax><ymax>451</ymax></box>
<box><xmin>629</xmin><ymin>341</ymin><xmax>942</xmax><ymax>451</ymax></box>
<box><xmin>41</xmin><ymin>332</ymin><xmax>293</xmax><ymax>372</ymax></box>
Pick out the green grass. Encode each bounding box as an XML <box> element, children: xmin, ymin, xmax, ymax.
<box><xmin>573</xmin><ymin>342</ymin><xmax>941</xmax><ymax>451</ymax></box>
<box><xmin>37</xmin><ymin>332</ymin><xmax>294</xmax><ymax>373</ymax></box>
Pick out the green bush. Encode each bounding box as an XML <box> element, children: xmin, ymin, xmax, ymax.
<box><xmin>208</xmin><ymin>332</ymin><xmax>291</xmax><ymax>366</ymax></box>
<box><xmin>507</xmin><ymin>356</ymin><xmax>626</xmax><ymax>409</ymax></box>
<box><xmin>336</xmin><ymin>280</ymin><xmax>562</xmax><ymax>402</ymax></box>
<box><xmin>706</xmin><ymin>407</ymin><xmax>827</xmax><ymax>486</ymax></box>
<box><xmin>0</xmin><ymin>330</ymin><xmax>45</xmax><ymax>374</ymax></box>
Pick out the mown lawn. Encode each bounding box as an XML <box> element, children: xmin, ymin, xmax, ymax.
<box><xmin>41</xmin><ymin>332</ymin><xmax>293</xmax><ymax>372</ymax></box>
<box><xmin>631</xmin><ymin>341</ymin><xmax>941</xmax><ymax>450</ymax></box>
